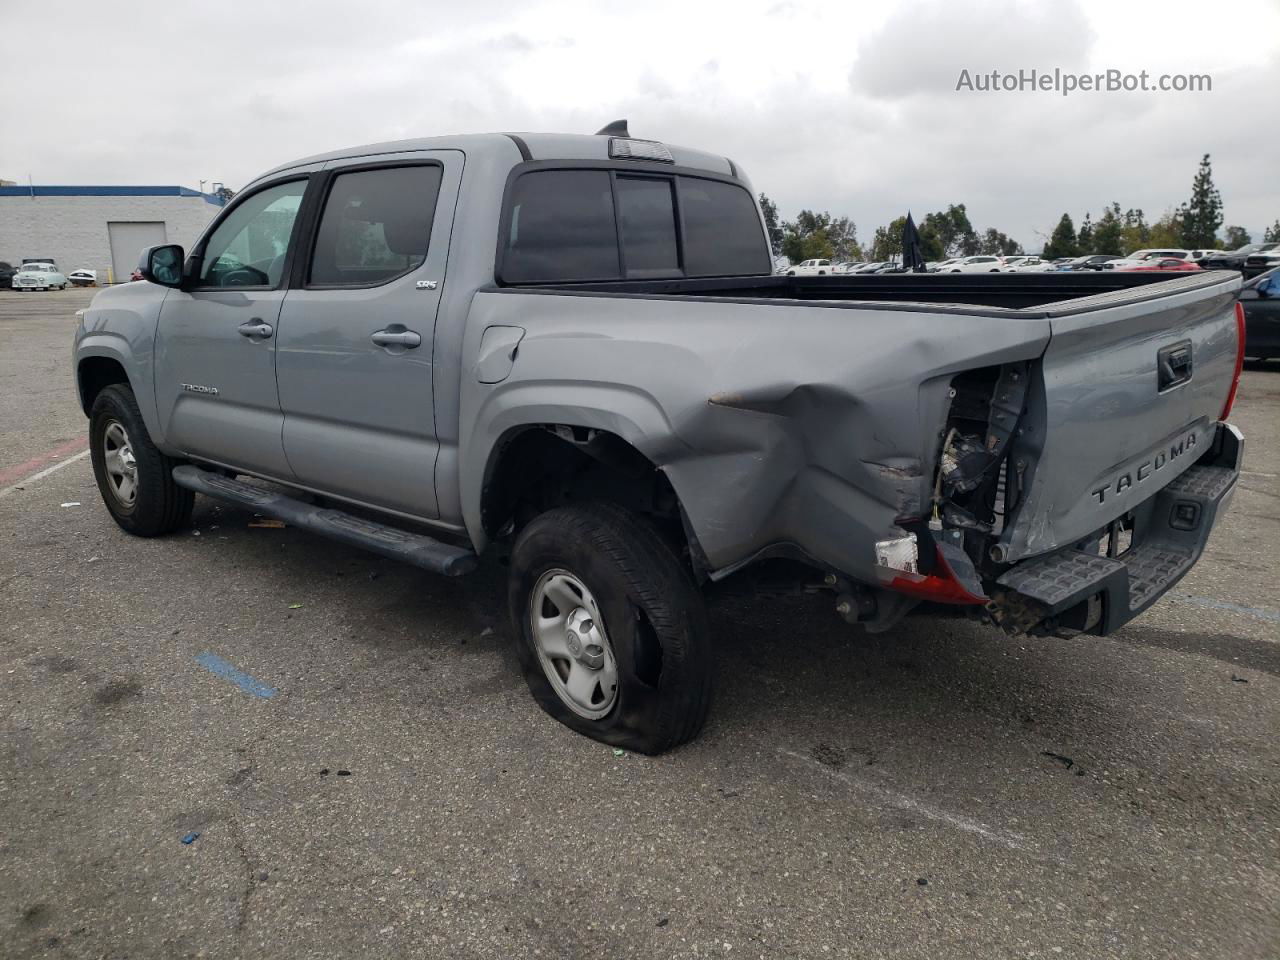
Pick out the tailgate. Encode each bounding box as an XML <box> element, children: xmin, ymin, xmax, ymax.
<box><xmin>998</xmin><ymin>272</ymin><xmax>1241</xmax><ymax>563</ymax></box>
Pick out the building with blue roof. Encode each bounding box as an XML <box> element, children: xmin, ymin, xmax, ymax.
<box><xmin>0</xmin><ymin>185</ymin><xmax>225</xmax><ymax>283</ymax></box>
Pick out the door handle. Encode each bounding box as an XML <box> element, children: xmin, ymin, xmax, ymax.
<box><xmin>237</xmin><ymin>320</ymin><xmax>274</xmax><ymax>339</ymax></box>
<box><xmin>371</xmin><ymin>328</ymin><xmax>422</xmax><ymax>349</ymax></box>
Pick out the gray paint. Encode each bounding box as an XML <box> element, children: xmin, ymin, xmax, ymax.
<box><xmin>73</xmin><ymin>130</ymin><xmax>1243</xmax><ymax>595</ymax></box>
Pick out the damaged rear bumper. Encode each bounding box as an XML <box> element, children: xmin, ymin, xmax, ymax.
<box><xmin>988</xmin><ymin>422</ymin><xmax>1242</xmax><ymax>636</ymax></box>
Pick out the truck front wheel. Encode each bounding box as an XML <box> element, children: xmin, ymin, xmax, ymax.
<box><xmin>89</xmin><ymin>384</ymin><xmax>193</xmax><ymax>536</ymax></box>
<box><xmin>508</xmin><ymin>503</ymin><xmax>712</xmax><ymax>754</ymax></box>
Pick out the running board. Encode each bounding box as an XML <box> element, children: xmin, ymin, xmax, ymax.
<box><xmin>171</xmin><ymin>465</ymin><xmax>477</xmax><ymax>577</ymax></box>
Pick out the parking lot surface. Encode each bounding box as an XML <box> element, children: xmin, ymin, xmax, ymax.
<box><xmin>2</xmin><ymin>287</ymin><xmax>1278</xmax><ymax>959</ymax></box>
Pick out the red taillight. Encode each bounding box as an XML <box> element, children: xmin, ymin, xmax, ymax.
<box><xmin>881</xmin><ymin>547</ymin><xmax>988</xmax><ymax>606</ymax></box>
<box><xmin>1220</xmin><ymin>301</ymin><xmax>1246</xmax><ymax>420</ymax></box>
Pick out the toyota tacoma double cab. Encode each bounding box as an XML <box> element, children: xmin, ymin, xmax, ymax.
<box><xmin>73</xmin><ymin>122</ymin><xmax>1245</xmax><ymax>753</ymax></box>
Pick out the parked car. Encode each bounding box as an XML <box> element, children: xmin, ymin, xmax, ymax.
<box><xmin>1243</xmin><ymin>246</ymin><xmax>1280</xmax><ymax>280</ymax></box>
<box><xmin>68</xmin><ymin>269</ymin><xmax>99</xmax><ymax>287</ymax></box>
<box><xmin>0</xmin><ymin>262</ymin><xmax>16</xmax><ymax>288</ymax></box>
<box><xmin>73</xmin><ymin>125</ymin><xmax>1245</xmax><ymax>754</ymax></box>
<box><xmin>1062</xmin><ymin>254</ymin><xmax>1126</xmax><ymax>271</ymax></box>
<box><xmin>1239</xmin><ymin>268</ymin><xmax>1279</xmax><ymax>359</ymax></box>
<box><xmin>929</xmin><ymin>258</ymin><xmax>962</xmax><ymax>272</ymax></box>
<box><xmin>1129</xmin><ymin>248</ymin><xmax>1190</xmax><ymax>262</ymax></box>
<box><xmin>1006</xmin><ymin>257</ymin><xmax>1048</xmax><ymax>272</ymax></box>
<box><xmin>946</xmin><ymin>255</ymin><xmax>1003</xmax><ymax>273</ymax></box>
<box><xmin>1117</xmin><ymin>258</ymin><xmax>1202</xmax><ymax>273</ymax></box>
<box><xmin>1198</xmin><ymin>242</ymin><xmax>1279</xmax><ymax>273</ymax></box>
<box><xmin>11</xmin><ymin>262</ymin><xmax>68</xmax><ymax>290</ymax></box>
<box><xmin>786</xmin><ymin>258</ymin><xmax>833</xmax><ymax>276</ymax></box>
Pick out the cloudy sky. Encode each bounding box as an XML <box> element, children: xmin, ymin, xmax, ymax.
<box><xmin>4</xmin><ymin>0</ymin><xmax>1278</xmax><ymax>250</ymax></box>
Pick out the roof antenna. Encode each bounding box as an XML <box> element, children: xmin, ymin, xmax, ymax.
<box><xmin>595</xmin><ymin>119</ymin><xmax>629</xmax><ymax>137</ymax></box>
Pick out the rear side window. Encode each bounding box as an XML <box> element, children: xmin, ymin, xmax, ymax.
<box><xmin>501</xmin><ymin>168</ymin><xmax>768</xmax><ymax>283</ymax></box>
<box><xmin>309</xmin><ymin>165</ymin><xmax>442</xmax><ymax>287</ymax></box>
<box><xmin>503</xmin><ymin>170</ymin><xmax>619</xmax><ymax>283</ymax></box>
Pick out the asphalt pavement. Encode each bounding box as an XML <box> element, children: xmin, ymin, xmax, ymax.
<box><xmin>2</xmin><ymin>287</ymin><xmax>1278</xmax><ymax>959</ymax></box>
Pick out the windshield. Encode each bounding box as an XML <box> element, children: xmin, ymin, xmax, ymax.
<box><xmin>22</xmin><ymin>263</ymin><xmax>52</xmax><ymax>272</ymax></box>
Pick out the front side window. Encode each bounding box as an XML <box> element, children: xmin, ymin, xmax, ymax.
<box><xmin>309</xmin><ymin>165</ymin><xmax>442</xmax><ymax>286</ymax></box>
<box><xmin>199</xmin><ymin>180</ymin><xmax>307</xmax><ymax>287</ymax></box>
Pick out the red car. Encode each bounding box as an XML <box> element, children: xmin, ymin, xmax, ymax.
<box><xmin>1121</xmin><ymin>257</ymin><xmax>1203</xmax><ymax>272</ymax></box>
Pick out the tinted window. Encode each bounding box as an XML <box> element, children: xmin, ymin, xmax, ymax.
<box><xmin>503</xmin><ymin>170</ymin><xmax>619</xmax><ymax>283</ymax></box>
<box><xmin>199</xmin><ymin>180</ymin><xmax>306</xmax><ymax>287</ymax></box>
<box><xmin>309</xmin><ymin>165</ymin><xmax>441</xmax><ymax>286</ymax></box>
<box><xmin>678</xmin><ymin>177</ymin><xmax>771</xmax><ymax>277</ymax></box>
<box><xmin>616</xmin><ymin>176</ymin><xmax>678</xmax><ymax>277</ymax></box>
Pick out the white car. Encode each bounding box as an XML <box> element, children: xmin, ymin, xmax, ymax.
<box><xmin>1007</xmin><ymin>256</ymin><xmax>1050</xmax><ymax>272</ymax></box>
<box><xmin>1129</xmin><ymin>248</ymin><xmax>1189</xmax><ymax>261</ymax></box>
<box><xmin>11</xmin><ymin>262</ymin><xmax>68</xmax><ymax>290</ymax></box>
<box><xmin>68</xmin><ymin>269</ymin><xmax>99</xmax><ymax>287</ymax></box>
<box><xmin>945</xmin><ymin>255</ymin><xmax>1004</xmax><ymax>273</ymax></box>
<box><xmin>786</xmin><ymin>258</ymin><xmax>834</xmax><ymax>276</ymax></box>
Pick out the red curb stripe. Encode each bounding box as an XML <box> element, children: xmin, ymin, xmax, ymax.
<box><xmin>0</xmin><ymin>438</ymin><xmax>90</xmax><ymax>486</ymax></box>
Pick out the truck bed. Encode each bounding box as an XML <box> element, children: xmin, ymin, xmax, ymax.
<box><xmin>505</xmin><ymin>269</ymin><xmax>1229</xmax><ymax>312</ymax></box>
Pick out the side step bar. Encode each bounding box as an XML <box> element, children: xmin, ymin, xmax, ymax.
<box><xmin>172</xmin><ymin>465</ymin><xmax>478</xmax><ymax>577</ymax></box>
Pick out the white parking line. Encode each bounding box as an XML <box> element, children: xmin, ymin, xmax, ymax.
<box><xmin>0</xmin><ymin>449</ymin><xmax>91</xmax><ymax>500</ymax></box>
<box><xmin>777</xmin><ymin>747</ymin><xmax>1033</xmax><ymax>852</ymax></box>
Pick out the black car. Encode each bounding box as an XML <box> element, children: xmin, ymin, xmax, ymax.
<box><xmin>0</xmin><ymin>262</ymin><xmax>15</xmax><ymax>288</ymax></box>
<box><xmin>1199</xmin><ymin>241</ymin><xmax>1279</xmax><ymax>272</ymax></box>
<box><xmin>1244</xmin><ymin>247</ymin><xmax>1280</xmax><ymax>280</ymax></box>
<box><xmin>1240</xmin><ymin>267</ymin><xmax>1280</xmax><ymax>360</ymax></box>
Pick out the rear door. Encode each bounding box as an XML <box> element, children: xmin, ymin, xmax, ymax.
<box><xmin>274</xmin><ymin>151</ymin><xmax>461</xmax><ymax>520</ymax></box>
<box><xmin>154</xmin><ymin>175</ymin><xmax>316</xmax><ymax>477</ymax></box>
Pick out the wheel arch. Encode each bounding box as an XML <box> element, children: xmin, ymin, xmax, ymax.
<box><xmin>476</xmin><ymin>422</ymin><xmax>707</xmax><ymax>577</ymax></box>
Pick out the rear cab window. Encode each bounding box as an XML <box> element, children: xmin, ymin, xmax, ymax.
<box><xmin>500</xmin><ymin>166</ymin><xmax>770</xmax><ymax>284</ymax></box>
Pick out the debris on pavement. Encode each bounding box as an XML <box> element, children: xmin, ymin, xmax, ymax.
<box><xmin>181</xmin><ymin>832</ymin><xmax>200</xmax><ymax>845</ymax></box>
<box><xmin>1231</xmin><ymin>674</ymin><xmax>1249</xmax><ymax>683</ymax></box>
<box><xmin>288</xmin><ymin>603</ymin><xmax>304</xmax><ymax>609</ymax></box>
<box><xmin>1041</xmin><ymin>751</ymin><xmax>1075</xmax><ymax>770</ymax></box>
<box><xmin>249</xmin><ymin>518</ymin><xmax>286</xmax><ymax>529</ymax></box>
<box><xmin>613</xmin><ymin>748</ymin><xmax>626</xmax><ymax>757</ymax></box>
<box><xmin>59</xmin><ymin>502</ymin><xmax>80</xmax><ymax>508</ymax></box>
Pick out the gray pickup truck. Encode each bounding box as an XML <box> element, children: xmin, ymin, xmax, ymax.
<box><xmin>73</xmin><ymin>123</ymin><xmax>1245</xmax><ymax>753</ymax></box>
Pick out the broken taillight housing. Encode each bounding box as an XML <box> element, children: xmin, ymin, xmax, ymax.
<box><xmin>1221</xmin><ymin>301</ymin><xmax>1245</xmax><ymax>420</ymax></box>
<box><xmin>875</xmin><ymin>535</ymin><xmax>987</xmax><ymax>605</ymax></box>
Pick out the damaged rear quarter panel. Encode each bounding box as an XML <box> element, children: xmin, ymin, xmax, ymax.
<box><xmin>459</xmin><ymin>290</ymin><xmax>1051</xmax><ymax>581</ymax></box>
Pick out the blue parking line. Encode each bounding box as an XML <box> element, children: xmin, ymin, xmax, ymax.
<box><xmin>195</xmin><ymin>651</ymin><xmax>277</xmax><ymax>698</ymax></box>
<box><xmin>1172</xmin><ymin>594</ymin><xmax>1280</xmax><ymax>625</ymax></box>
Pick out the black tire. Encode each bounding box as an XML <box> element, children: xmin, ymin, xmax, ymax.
<box><xmin>89</xmin><ymin>383</ymin><xmax>193</xmax><ymax>536</ymax></box>
<box><xmin>508</xmin><ymin>502</ymin><xmax>713</xmax><ymax>754</ymax></box>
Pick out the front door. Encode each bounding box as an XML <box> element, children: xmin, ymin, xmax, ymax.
<box><xmin>274</xmin><ymin>152</ymin><xmax>461</xmax><ymax>519</ymax></box>
<box><xmin>154</xmin><ymin>177</ymin><xmax>312</xmax><ymax>478</ymax></box>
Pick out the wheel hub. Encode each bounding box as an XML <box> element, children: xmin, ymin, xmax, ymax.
<box><xmin>102</xmin><ymin>420</ymin><xmax>138</xmax><ymax>507</ymax></box>
<box><xmin>528</xmin><ymin>570</ymin><xmax>619</xmax><ymax>719</ymax></box>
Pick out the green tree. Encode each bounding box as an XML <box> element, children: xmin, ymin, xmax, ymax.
<box><xmin>781</xmin><ymin>210</ymin><xmax>834</xmax><ymax>263</ymax></box>
<box><xmin>1077</xmin><ymin>212</ymin><xmax>1094</xmax><ymax>253</ymax></box>
<box><xmin>923</xmin><ymin>204</ymin><xmax>977</xmax><ymax>257</ymax></box>
<box><xmin>917</xmin><ymin>223</ymin><xmax>945</xmax><ymax>261</ymax></box>
<box><xmin>1120</xmin><ymin>208</ymin><xmax>1150</xmax><ymax>254</ymax></box>
<box><xmin>1179</xmin><ymin>154</ymin><xmax>1223</xmax><ymax>248</ymax></box>
<box><xmin>1222</xmin><ymin>225</ymin><xmax>1251</xmax><ymax>249</ymax></box>
<box><xmin>978</xmin><ymin>228</ymin><xmax>1022</xmax><ymax>256</ymax></box>
<box><xmin>826</xmin><ymin>216</ymin><xmax>863</xmax><ymax>261</ymax></box>
<box><xmin>1092</xmin><ymin>203</ymin><xmax>1124</xmax><ymax>256</ymax></box>
<box><xmin>1043</xmin><ymin>214</ymin><xmax>1079</xmax><ymax>259</ymax></box>
<box><xmin>1263</xmin><ymin>220</ymin><xmax>1280</xmax><ymax>243</ymax></box>
<box><xmin>871</xmin><ymin>216</ymin><xmax>907</xmax><ymax>261</ymax></box>
<box><xmin>759</xmin><ymin>193</ymin><xmax>784</xmax><ymax>256</ymax></box>
<box><xmin>1148</xmin><ymin>209</ymin><xmax>1184</xmax><ymax>248</ymax></box>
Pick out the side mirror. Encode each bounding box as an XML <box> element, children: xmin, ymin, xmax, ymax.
<box><xmin>138</xmin><ymin>244</ymin><xmax>185</xmax><ymax>288</ymax></box>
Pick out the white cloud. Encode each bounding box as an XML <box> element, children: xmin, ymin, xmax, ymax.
<box><xmin>3</xmin><ymin>0</ymin><xmax>1277</xmax><ymax>247</ymax></box>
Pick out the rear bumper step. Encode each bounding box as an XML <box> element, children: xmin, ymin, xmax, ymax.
<box><xmin>991</xmin><ymin>424</ymin><xmax>1241</xmax><ymax>635</ymax></box>
<box><xmin>172</xmin><ymin>465</ymin><xmax>477</xmax><ymax>577</ymax></box>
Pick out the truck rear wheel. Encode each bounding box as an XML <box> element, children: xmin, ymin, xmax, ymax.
<box><xmin>89</xmin><ymin>383</ymin><xmax>193</xmax><ymax>536</ymax></box>
<box><xmin>508</xmin><ymin>502</ymin><xmax>712</xmax><ymax>754</ymax></box>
